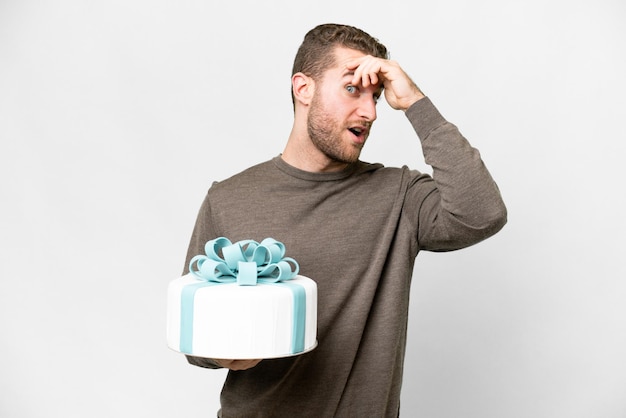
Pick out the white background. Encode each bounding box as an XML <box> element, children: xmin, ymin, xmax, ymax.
<box><xmin>1</xmin><ymin>0</ymin><xmax>625</xmax><ymax>417</ymax></box>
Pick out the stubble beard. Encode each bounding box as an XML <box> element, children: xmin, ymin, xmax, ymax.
<box><xmin>307</xmin><ymin>93</ymin><xmax>363</xmax><ymax>165</ymax></box>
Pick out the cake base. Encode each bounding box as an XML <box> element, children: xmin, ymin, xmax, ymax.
<box><xmin>167</xmin><ymin>274</ymin><xmax>317</xmax><ymax>359</ymax></box>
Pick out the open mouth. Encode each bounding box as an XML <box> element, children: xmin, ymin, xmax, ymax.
<box><xmin>348</xmin><ymin>126</ymin><xmax>368</xmax><ymax>141</ymax></box>
<box><xmin>348</xmin><ymin>127</ymin><xmax>363</xmax><ymax>136</ymax></box>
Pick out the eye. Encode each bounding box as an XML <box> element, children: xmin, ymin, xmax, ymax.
<box><xmin>374</xmin><ymin>89</ymin><xmax>383</xmax><ymax>104</ymax></box>
<box><xmin>346</xmin><ymin>85</ymin><xmax>358</xmax><ymax>94</ymax></box>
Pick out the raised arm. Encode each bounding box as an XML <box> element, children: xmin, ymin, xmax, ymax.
<box><xmin>347</xmin><ymin>54</ymin><xmax>506</xmax><ymax>249</ymax></box>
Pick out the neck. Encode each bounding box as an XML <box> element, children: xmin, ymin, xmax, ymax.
<box><xmin>281</xmin><ymin>128</ymin><xmax>350</xmax><ymax>173</ymax></box>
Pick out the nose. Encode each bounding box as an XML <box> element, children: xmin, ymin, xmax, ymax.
<box><xmin>356</xmin><ymin>95</ymin><xmax>377</xmax><ymax>122</ymax></box>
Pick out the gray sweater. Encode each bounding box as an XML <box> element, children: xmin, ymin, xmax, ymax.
<box><xmin>183</xmin><ymin>97</ymin><xmax>507</xmax><ymax>417</ymax></box>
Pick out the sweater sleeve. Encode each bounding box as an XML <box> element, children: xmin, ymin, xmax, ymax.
<box><xmin>404</xmin><ymin>97</ymin><xmax>507</xmax><ymax>251</ymax></box>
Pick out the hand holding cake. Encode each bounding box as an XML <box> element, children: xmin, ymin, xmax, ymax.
<box><xmin>213</xmin><ymin>358</ymin><xmax>262</xmax><ymax>371</ymax></box>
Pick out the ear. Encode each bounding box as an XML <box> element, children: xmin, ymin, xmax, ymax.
<box><xmin>292</xmin><ymin>72</ymin><xmax>315</xmax><ymax>106</ymax></box>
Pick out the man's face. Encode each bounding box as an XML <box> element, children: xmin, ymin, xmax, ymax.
<box><xmin>307</xmin><ymin>47</ymin><xmax>382</xmax><ymax>165</ymax></box>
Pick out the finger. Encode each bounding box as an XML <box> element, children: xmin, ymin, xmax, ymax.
<box><xmin>353</xmin><ymin>58</ymin><xmax>383</xmax><ymax>88</ymax></box>
<box><xmin>213</xmin><ymin>358</ymin><xmax>236</xmax><ymax>369</ymax></box>
<box><xmin>214</xmin><ymin>358</ymin><xmax>262</xmax><ymax>371</ymax></box>
<box><xmin>366</xmin><ymin>69</ymin><xmax>379</xmax><ymax>87</ymax></box>
<box><xmin>356</xmin><ymin>63</ymin><xmax>373</xmax><ymax>87</ymax></box>
<box><xmin>232</xmin><ymin>359</ymin><xmax>262</xmax><ymax>370</ymax></box>
<box><xmin>243</xmin><ymin>359</ymin><xmax>262</xmax><ymax>369</ymax></box>
<box><xmin>347</xmin><ymin>56</ymin><xmax>374</xmax><ymax>85</ymax></box>
<box><xmin>345</xmin><ymin>57</ymin><xmax>366</xmax><ymax>71</ymax></box>
<box><xmin>347</xmin><ymin>60</ymin><xmax>366</xmax><ymax>86</ymax></box>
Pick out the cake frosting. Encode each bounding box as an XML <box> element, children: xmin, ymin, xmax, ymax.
<box><xmin>167</xmin><ymin>237</ymin><xmax>317</xmax><ymax>359</ymax></box>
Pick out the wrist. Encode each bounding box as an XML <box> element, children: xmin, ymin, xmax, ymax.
<box><xmin>401</xmin><ymin>92</ymin><xmax>426</xmax><ymax>112</ymax></box>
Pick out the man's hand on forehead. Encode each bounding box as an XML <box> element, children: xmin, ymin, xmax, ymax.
<box><xmin>345</xmin><ymin>55</ymin><xmax>425</xmax><ymax>111</ymax></box>
<box><xmin>345</xmin><ymin>55</ymin><xmax>385</xmax><ymax>88</ymax></box>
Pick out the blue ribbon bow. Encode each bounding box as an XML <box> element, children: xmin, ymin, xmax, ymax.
<box><xmin>188</xmin><ymin>237</ymin><xmax>300</xmax><ymax>286</ymax></box>
<box><xmin>179</xmin><ymin>237</ymin><xmax>307</xmax><ymax>356</ymax></box>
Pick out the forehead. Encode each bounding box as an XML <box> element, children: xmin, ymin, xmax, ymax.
<box><xmin>330</xmin><ymin>46</ymin><xmax>368</xmax><ymax>68</ymax></box>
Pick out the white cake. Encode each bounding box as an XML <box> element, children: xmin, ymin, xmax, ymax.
<box><xmin>167</xmin><ymin>237</ymin><xmax>317</xmax><ymax>360</ymax></box>
<box><xmin>167</xmin><ymin>237</ymin><xmax>317</xmax><ymax>359</ymax></box>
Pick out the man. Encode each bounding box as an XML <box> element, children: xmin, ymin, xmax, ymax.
<box><xmin>182</xmin><ymin>23</ymin><xmax>507</xmax><ymax>417</ymax></box>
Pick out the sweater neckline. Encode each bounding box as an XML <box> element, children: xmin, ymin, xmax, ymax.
<box><xmin>272</xmin><ymin>155</ymin><xmax>361</xmax><ymax>182</ymax></box>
